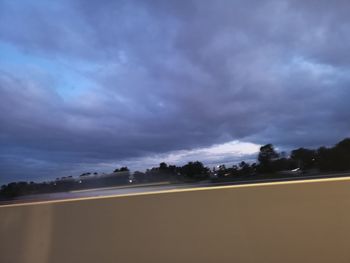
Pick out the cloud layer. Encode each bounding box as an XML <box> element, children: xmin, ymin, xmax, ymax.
<box><xmin>1</xmin><ymin>0</ymin><xmax>350</xmax><ymax>183</ymax></box>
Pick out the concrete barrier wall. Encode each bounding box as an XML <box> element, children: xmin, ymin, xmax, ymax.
<box><xmin>1</xmin><ymin>178</ymin><xmax>350</xmax><ymax>263</ymax></box>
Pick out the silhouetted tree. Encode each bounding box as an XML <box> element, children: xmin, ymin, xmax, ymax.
<box><xmin>291</xmin><ymin>148</ymin><xmax>317</xmax><ymax>169</ymax></box>
<box><xmin>181</xmin><ymin>161</ymin><xmax>209</xmax><ymax>180</ymax></box>
<box><xmin>239</xmin><ymin>161</ymin><xmax>251</xmax><ymax>175</ymax></box>
<box><xmin>3</xmin><ymin>138</ymin><xmax>350</xmax><ymax>199</ymax></box>
<box><xmin>114</xmin><ymin>167</ymin><xmax>129</xmax><ymax>173</ymax></box>
<box><xmin>159</xmin><ymin>162</ymin><xmax>168</xmax><ymax>170</ymax></box>
<box><xmin>332</xmin><ymin>139</ymin><xmax>350</xmax><ymax>171</ymax></box>
<box><xmin>317</xmin><ymin>147</ymin><xmax>333</xmax><ymax>171</ymax></box>
<box><xmin>217</xmin><ymin>164</ymin><xmax>227</xmax><ymax>177</ymax></box>
<box><xmin>258</xmin><ymin>144</ymin><xmax>279</xmax><ymax>173</ymax></box>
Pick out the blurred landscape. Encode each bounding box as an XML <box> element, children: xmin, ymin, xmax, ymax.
<box><xmin>2</xmin><ymin>137</ymin><xmax>350</xmax><ymax>202</ymax></box>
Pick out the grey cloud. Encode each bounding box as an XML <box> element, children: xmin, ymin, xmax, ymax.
<box><xmin>1</xmin><ymin>0</ymin><xmax>350</xmax><ymax>183</ymax></box>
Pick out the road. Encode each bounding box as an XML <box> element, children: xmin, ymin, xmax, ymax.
<box><xmin>2</xmin><ymin>171</ymin><xmax>350</xmax><ymax>206</ymax></box>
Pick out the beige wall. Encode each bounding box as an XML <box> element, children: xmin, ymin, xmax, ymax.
<box><xmin>1</xmin><ymin>178</ymin><xmax>350</xmax><ymax>263</ymax></box>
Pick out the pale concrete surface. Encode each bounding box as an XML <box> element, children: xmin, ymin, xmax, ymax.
<box><xmin>1</xmin><ymin>178</ymin><xmax>350</xmax><ymax>263</ymax></box>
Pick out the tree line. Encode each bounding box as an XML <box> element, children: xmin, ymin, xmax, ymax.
<box><xmin>1</xmin><ymin>138</ymin><xmax>350</xmax><ymax>199</ymax></box>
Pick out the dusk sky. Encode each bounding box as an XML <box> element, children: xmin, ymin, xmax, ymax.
<box><xmin>1</xmin><ymin>0</ymin><xmax>350</xmax><ymax>184</ymax></box>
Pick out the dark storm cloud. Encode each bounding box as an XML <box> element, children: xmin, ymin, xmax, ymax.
<box><xmin>1</xmin><ymin>0</ymin><xmax>350</xmax><ymax>183</ymax></box>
